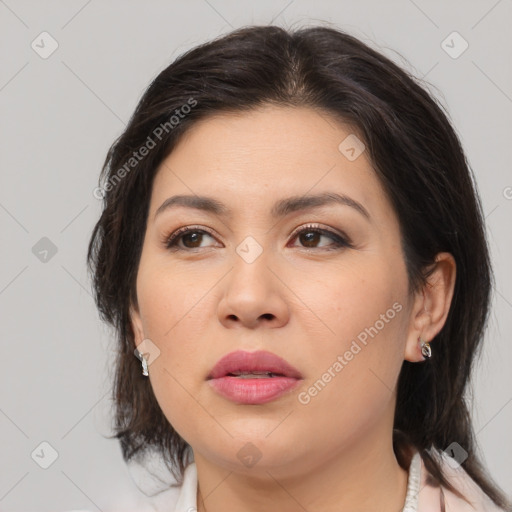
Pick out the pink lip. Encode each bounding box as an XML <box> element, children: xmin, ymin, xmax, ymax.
<box><xmin>207</xmin><ymin>350</ymin><xmax>303</xmax><ymax>405</ymax></box>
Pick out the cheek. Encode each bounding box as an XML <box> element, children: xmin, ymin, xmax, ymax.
<box><xmin>295</xmin><ymin>255</ymin><xmax>406</xmax><ymax>339</ymax></box>
<box><xmin>292</xmin><ymin>281</ymin><xmax>407</xmax><ymax>451</ymax></box>
<box><xmin>295</xmin><ymin>257</ymin><xmax>408</xmax><ymax>401</ymax></box>
<box><xmin>135</xmin><ymin>263</ymin><xmax>217</xmax><ymax>440</ymax></box>
<box><xmin>136</xmin><ymin>257</ymin><xmax>213</xmax><ymax>340</ymax></box>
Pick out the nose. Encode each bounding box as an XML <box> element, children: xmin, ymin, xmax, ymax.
<box><xmin>217</xmin><ymin>249</ymin><xmax>290</xmax><ymax>330</ymax></box>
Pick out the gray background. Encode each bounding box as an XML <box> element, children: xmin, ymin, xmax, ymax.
<box><xmin>1</xmin><ymin>1</ymin><xmax>511</xmax><ymax>510</ymax></box>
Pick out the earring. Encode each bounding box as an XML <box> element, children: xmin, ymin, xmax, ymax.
<box><xmin>419</xmin><ymin>336</ymin><xmax>432</xmax><ymax>359</ymax></box>
<box><xmin>138</xmin><ymin>351</ymin><xmax>149</xmax><ymax>376</ymax></box>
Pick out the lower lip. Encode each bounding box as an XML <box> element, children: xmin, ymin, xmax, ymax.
<box><xmin>208</xmin><ymin>376</ymin><xmax>301</xmax><ymax>404</ymax></box>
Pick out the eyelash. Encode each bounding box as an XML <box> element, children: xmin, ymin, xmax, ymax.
<box><xmin>162</xmin><ymin>224</ymin><xmax>353</xmax><ymax>252</ymax></box>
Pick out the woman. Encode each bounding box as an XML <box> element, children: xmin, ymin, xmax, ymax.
<box><xmin>87</xmin><ymin>25</ymin><xmax>511</xmax><ymax>512</ymax></box>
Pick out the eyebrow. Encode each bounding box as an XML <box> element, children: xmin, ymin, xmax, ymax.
<box><xmin>154</xmin><ymin>192</ymin><xmax>371</xmax><ymax>222</ymax></box>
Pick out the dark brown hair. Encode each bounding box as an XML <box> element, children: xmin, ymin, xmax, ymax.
<box><xmin>87</xmin><ymin>24</ymin><xmax>511</xmax><ymax>509</ymax></box>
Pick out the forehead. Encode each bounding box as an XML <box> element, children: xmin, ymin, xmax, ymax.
<box><xmin>150</xmin><ymin>106</ymin><xmax>393</xmax><ymax>225</ymax></box>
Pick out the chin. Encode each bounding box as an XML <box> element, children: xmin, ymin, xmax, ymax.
<box><xmin>197</xmin><ymin>429</ymin><xmax>309</xmax><ymax>474</ymax></box>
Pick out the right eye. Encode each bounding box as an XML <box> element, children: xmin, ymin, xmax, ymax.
<box><xmin>163</xmin><ymin>226</ymin><xmax>219</xmax><ymax>251</ymax></box>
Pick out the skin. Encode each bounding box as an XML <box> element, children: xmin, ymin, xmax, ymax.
<box><xmin>130</xmin><ymin>105</ymin><xmax>456</xmax><ymax>512</ymax></box>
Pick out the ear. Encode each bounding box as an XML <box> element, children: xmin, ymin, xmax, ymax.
<box><xmin>404</xmin><ymin>252</ymin><xmax>456</xmax><ymax>362</ymax></box>
<box><xmin>129</xmin><ymin>303</ymin><xmax>146</xmax><ymax>349</ymax></box>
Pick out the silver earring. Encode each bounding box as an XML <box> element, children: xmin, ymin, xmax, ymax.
<box><xmin>419</xmin><ymin>336</ymin><xmax>432</xmax><ymax>359</ymax></box>
<box><xmin>138</xmin><ymin>351</ymin><xmax>149</xmax><ymax>376</ymax></box>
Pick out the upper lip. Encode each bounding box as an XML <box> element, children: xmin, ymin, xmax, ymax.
<box><xmin>207</xmin><ymin>350</ymin><xmax>303</xmax><ymax>379</ymax></box>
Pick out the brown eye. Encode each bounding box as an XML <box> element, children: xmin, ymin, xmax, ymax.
<box><xmin>163</xmin><ymin>225</ymin><xmax>352</xmax><ymax>252</ymax></box>
<box><xmin>298</xmin><ymin>231</ymin><xmax>322</xmax><ymax>248</ymax></box>
<box><xmin>165</xmin><ymin>227</ymin><xmax>217</xmax><ymax>250</ymax></box>
<box><xmin>181</xmin><ymin>231</ymin><xmax>204</xmax><ymax>248</ymax></box>
<box><xmin>290</xmin><ymin>225</ymin><xmax>351</xmax><ymax>250</ymax></box>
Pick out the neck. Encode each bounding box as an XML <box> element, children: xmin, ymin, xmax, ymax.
<box><xmin>194</xmin><ymin>426</ymin><xmax>410</xmax><ymax>512</ymax></box>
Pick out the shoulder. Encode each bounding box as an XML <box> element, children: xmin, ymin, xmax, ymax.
<box><xmin>417</xmin><ymin>448</ymin><xmax>509</xmax><ymax>512</ymax></box>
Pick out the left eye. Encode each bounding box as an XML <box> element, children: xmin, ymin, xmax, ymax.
<box><xmin>290</xmin><ymin>226</ymin><xmax>349</xmax><ymax>249</ymax></box>
<box><xmin>164</xmin><ymin>225</ymin><xmax>351</xmax><ymax>251</ymax></box>
<box><xmin>293</xmin><ymin>226</ymin><xmax>352</xmax><ymax>250</ymax></box>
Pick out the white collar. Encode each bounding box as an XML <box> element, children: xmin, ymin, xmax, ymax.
<box><xmin>172</xmin><ymin>461</ymin><xmax>198</xmax><ymax>511</ymax></box>
<box><xmin>401</xmin><ymin>450</ymin><xmax>422</xmax><ymax>512</ymax></box>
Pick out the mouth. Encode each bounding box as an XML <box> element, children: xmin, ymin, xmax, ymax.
<box><xmin>225</xmin><ymin>371</ymin><xmax>285</xmax><ymax>378</ymax></box>
<box><xmin>207</xmin><ymin>350</ymin><xmax>303</xmax><ymax>405</ymax></box>
<box><xmin>207</xmin><ymin>349</ymin><xmax>303</xmax><ymax>380</ymax></box>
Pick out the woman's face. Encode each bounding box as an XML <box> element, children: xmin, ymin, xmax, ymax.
<box><xmin>130</xmin><ymin>105</ymin><xmax>423</xmax><ymax>477</ymax></box>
